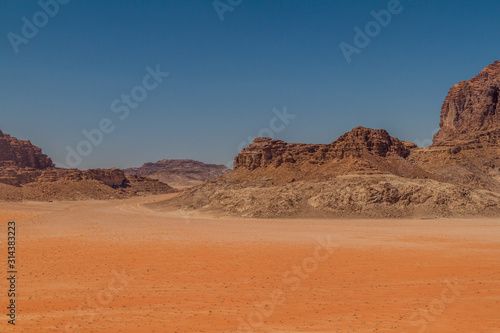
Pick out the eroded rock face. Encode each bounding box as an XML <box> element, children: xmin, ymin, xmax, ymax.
<box><xmin>433</xmin><ymin>61</ymin><xmax>500</xmax><ymax>146</ymax></box>
<box><xmin>0</xmin><ymin>130</ymin><xmax>54</xmax><ymax>169</ymax></box>
<box><xmin>234</xmin><ymin>126</ymin><xmax>416</xmax><ymax>170</ymax></box>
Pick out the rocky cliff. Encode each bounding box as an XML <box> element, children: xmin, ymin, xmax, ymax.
<box><xmin>0</xmin><ymin>130</ymin><xmax>54</xmax><ymax>169</ymax></box>
<box><xmin>229</xmin><ymin>126</ymin><xmax>428</xmax><ymax>184</ymax></box>
<box><xmin>433</xmin><ymin>61</ymin><xmax>500</xmax><ymax>146</ymax></box>
<box><xmin>235</xmin><ymin>127</ymin><xmax>416</xmax><ymax>170</ymax></box>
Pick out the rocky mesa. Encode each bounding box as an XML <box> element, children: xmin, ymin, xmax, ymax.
<box><xmin>125</xmin><ymin>159</ymin><xmax>230</xmax><ymax>188</ymax></box>
<box><xmin>0</xmin><ymin>131</ymin><xmax>176</xmax><ymax>201</ymax></box>
<box><xmin>155</xmin><ymin>61</ymin><xmax>500</xmax><ymax>218</ymax></box>
<box><xmin>230</xmin><ymin>126</ymin><xmax>427</xmax><ymax>183</ymax></box>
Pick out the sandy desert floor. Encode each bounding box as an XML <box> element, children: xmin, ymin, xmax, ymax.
<box><xmin>0</xmin><ymin>195</ymin><xmax>499</xmax><ymax>332</ymax></box>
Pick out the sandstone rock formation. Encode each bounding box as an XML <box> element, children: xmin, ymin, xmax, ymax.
<box><xmin>235</xmin><ymin>127</ymin><xmax>416</xmax><ymax>171</ymax></box>
<box><xmin>228</xmin><ymin>126</ymin><xmax>429</xmax><ymax>184</ymax></box>
<box><xmin>433</xmin><ymin>61</ymin><xmax>500</xmax><ymax>146</ymax></box>
<box><xmin>157</xmin><ymin>61</ymin><xmax>500</xmax><ymax>218</ymax></box>
<box><xmin>0</xmin><ymin>130</ymin><xmax>177</xmax><ymax>201</ymax></box>
<box><xmin>0</xmin><ymin>130</ymin><xmax>54</xmax><ymax>169</ymax></box>
<box><xmin>125</xmin><ymin>159</ymin><xmax>230</xmax><ymax>187</ymax></box>
<box><xmin>0</xmin><ymin>166</ymin><xmax>126</xmax><ymax>187</ymax></box>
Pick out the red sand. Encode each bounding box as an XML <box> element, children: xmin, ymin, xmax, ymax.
<box><xmin>0</xmin><ymin>195</ymin><xmax>499</xmax><ymax>332</ymax></box>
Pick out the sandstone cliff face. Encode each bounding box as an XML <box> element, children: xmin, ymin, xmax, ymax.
<box><xmin>232</xmin><ymin>126</ymin><xmax>423</xmax><ymax>182</ymax></box>
<box><xmin>234</xmin><ymin>127</ymin><xmax>416</xmax><ymax>171</ymax></box>
<box><xmin>0</xmin><ymin>130</ymin><xmax>54</xmax><ymax>169</ymax></box>
<box><xmin>433</xmin><ymin>61</ymin><xmax>500</xmax><ymax>146</ymax></box>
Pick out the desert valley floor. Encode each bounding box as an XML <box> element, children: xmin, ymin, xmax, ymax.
<box><xmin>1</xmin><ymin>195</ymin><xmax>499</xmax><ymax>332</ymax></box>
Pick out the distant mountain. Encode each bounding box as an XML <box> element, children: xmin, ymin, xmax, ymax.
<box><xmin>124</xmin><ymin>159</ymin><xmax>230</xmax><ymax>188</ymax></box>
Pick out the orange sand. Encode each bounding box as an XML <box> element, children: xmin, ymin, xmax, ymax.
<box><xmin>0</xmin><ymin>195</ymin><xmax>499</xmax><ymax>332</ymax></box>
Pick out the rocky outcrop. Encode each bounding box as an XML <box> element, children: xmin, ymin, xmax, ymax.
<box><xmin>433</xmin><ymin>61</ymin><xmax>500</xmax><ymax>146</ymax></box>
<box><xmin>37</xmin><ymin>168</ymin><xmax>127</xmax><ymax>187</ymax></box>
<box><xmin>0</xmin><ymin>130</ymin><xmax>54</xmax><ymax>169</ymax></box>
<box><xmin>158</xmin><ymin>175</ymin><xmax>500</xmax><ymax>218</ymax></box>
<box><xmin>0</xmin><ymin>131</ymin><xmax>126</xmax><ymax>188</ymax></box>
<box><xmin>158</xmin><ymin>61</ymin><xmax>500</xmax><ymax>218</ymax></box>
<box><xmin>0</xmin><ymin>129</ymin><xmax>177</xmax><ymax>201</ymax></box>
<box><xmin>235</xmin><ymin>127</ymin><xmax>416</xmax><ymax>171</ymax></box>
<box><xmin>0</xmin><ymin>165</ymin><xmax>177</xmax><ymax>201</ymax></box>
<box><xmin>125</xmin><ymin>159</ymin><xmax>230</xmax><ymax>187</ymax></box>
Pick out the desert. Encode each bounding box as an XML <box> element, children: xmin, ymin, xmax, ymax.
<box><xmin>2</xmin><ymin>2</ymin><xmax>500</xmax><ymax>332</ymax></box>
<box><xmin>1</xmin><ymin>197</ymin><xmax>500</xmax><ymax>332</ymax></box>
<box><xmin>1</xmin><ymin>60</ymin><xmax>500</xmax><ymax>333</ymax></box>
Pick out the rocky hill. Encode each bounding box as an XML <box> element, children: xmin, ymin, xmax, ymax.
<box><xmin>0</xmin><ymin>130</ymin><xmax>54</xmax><ymax>169</ymax></box>
<box><xmin>433</xmin><ymin>61</ymin><xmax>500</xmax><ymax>146</ymax></box>
<box><xmin>154</xmin><ymin>60</ymin><xmax>500</xmax><ymax>218</ymax></box>
<box><xmin>0</xmin><ymin>131</ymin><xmax>176</xmax><ymax>201</ymax></box>
<box><xmin>235</xmin><ymin>127</ymin><xmax>415</xmax><ymax>171</ymax></box>
<box><xmin>230</xmin><ymin>127</ymin><xmax>429</xmax><ymax>183</ymax></box>
<box><xmin>124</xmin><ymin>159</ymin><xmax>230</xmax><ymax>188</ymax></box>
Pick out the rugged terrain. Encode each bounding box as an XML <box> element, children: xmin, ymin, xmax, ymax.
<box><xmin>0</xmin><ymin>131</ymin><xmax>176</xmax><ymax>201</ymax></box>
<box><xmin>124</xmin><ymin>159</ymin><xmax>229</xmax><ymax>188</ymax></box>
<box><xmin>161</xmin><ymin>61</ymin><xmax>500</xmax><ymax>218</ymax></box>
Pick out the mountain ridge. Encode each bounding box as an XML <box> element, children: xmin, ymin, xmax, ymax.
<box><xmin>156</xmin><ymin>60</ymin><xmax>500</xmax><ymax>218</ymax></box>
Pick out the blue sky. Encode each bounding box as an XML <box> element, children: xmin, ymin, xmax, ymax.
<box><xmin>1</xmin><ymin>0</ymin><xmax>499</xmax><ymax>169</ymax></box>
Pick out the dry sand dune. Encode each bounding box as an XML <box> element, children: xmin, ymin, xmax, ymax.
<box><xmin>0</xmin><ymin>196</ymin><xmax>499</xmax><ymax>332</ymax></box>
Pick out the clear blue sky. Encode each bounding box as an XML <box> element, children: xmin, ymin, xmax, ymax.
<box><xmin>1</xmin><ymin>0</ymin><xmax>499</xmax><ymax>169</ymax></box>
